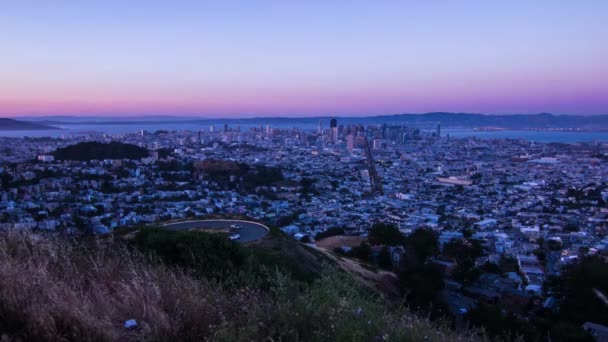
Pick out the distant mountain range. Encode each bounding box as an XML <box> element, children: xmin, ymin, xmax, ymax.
<box><xmin>370</xmin><ymin>112</ymin><xmax>608</xmax><ymax>129</ymax></box>
<box><xmin>0</xmin><ymin>118</ymin><xmax>60</xmax><ymax>131</ymax></box>
<box><xmin>14</xmin><ymin>112</ymin><xmax>608</xmax><ymax>130</ymax></box>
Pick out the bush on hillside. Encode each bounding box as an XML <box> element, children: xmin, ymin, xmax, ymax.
<box><xmin>368</xmin><ymin>222</ymin><xmax>405</xmax><ymax>246</ymax></box>
<box><xmin>131</xmin><ymin>227</ymin><xmax>246</xmax><ymax>280</ymax></box>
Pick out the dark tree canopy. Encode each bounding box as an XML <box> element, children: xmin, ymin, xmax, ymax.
<box><xmin>52</xmin><ymin>141</ymin><xmax>149</xmax><ymax>161</ymax></box>
<box><xmin>399</xmin><ymin>263</ymin><xmax>444</xmax><ymax>307</ymax></box>
<box><xmin>442</xmin><ymin>238</ymin><xmax>484</xmax><ymax>263</ymax></box>
<box><xmin>378</xmin><ymin>246</ymin><xmax>392</xmax><ymax>269</ymax></box>
<box><xmin>0</xmin><ymin>172</ymin><xmax>12</xmax><ymax>189</ymax></box>
<box><xmin>132</xmin><ymin>227</ymin><xmax>245</xmax><ymax>280</ymax></box>
<box><xmin>368</xmin><ymin>222</ymin><xmax>405</xmax><ymax>246</ymax></box>
<box><xmin>558</xmin><ymin>256</ymin><xmax>608</xmax><ymax>325</ymax></box>
<box><xmin>404</xmin><ymin>228</ymin><xmax>439</xmax><ymax>264</ymax></box>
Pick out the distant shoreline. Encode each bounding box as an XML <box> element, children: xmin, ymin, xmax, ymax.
<box><xmin>12</xmin><ymin>112</ymin><xmax>608</xmax><ymax>131</ymax></box>
<box><xmin>0</xmin><ymin>118</ymin><xmax>62</xmax><ymax>131</ymax></box>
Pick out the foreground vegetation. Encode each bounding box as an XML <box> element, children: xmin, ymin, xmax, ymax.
<box><xmin>0</xmin><ymin>229</ymin><xmax>485</xmax><ymax>341</ymax></box>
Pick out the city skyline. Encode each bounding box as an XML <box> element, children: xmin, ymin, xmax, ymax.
<box><xmin>1</xmin><ymin>1</ymin><xmax>607</xmax><ymax>117</ymax></box>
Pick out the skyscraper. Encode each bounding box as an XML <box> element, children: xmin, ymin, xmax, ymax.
<box><xmin>436</xmin><ymin>122</ymin><xmax>441</xmax><ymax>137</ymax></box>
<box><xmin>346</xmin><ymin>134</ymin><xmax>355</xmax><ymax>151</ymax></box>
<box><xmin>330</xmin><ymin>118</ymin><xmax>338</xmax><ymax>143</ymax></box>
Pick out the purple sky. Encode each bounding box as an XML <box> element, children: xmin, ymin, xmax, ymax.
<box><xmin>1</xmin><ymin>1</ymin><xmax>607</xmax><ymax>117</ymax></box>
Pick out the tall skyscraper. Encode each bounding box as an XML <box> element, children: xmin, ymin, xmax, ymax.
<box><xmin>330</xmin><ymin>118</ymin><xmax>338</xmax><ymax>143</ymax></box>
<box><xmin>317</xmin><ymin>120</ymin><xmax>323</xmax><ymax>135</ymax></box>
<box><xmin>436</xmin><ymin>122</ymin><xmax>441</xmax><ymax>137</ymax></box>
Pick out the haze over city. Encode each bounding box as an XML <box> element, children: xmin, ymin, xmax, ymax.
<box><xmin>1</xmin><ymin>1</ymin><xmax>607</xmax><ymax>117</ymax></box>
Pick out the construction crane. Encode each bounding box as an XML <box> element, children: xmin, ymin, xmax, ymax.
<box><xmin>364</xmin><ymin>136</ymin><xmax>383</xmax><ymax>195</ymax></box>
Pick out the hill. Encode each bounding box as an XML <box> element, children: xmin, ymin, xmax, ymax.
<box><xmin>52</xmin><ymin>141</ymin><xmax>149</xmax><ymax>161</ymax></box>
<box><xmin>0</xmin><ymin>229</ymin><xmax>484</xmax><ymax>341</ymax></box>
<box><xmin>0</xmin><ymin>118</ymin><xmax>60</xmax><ymax>131</ymax></box>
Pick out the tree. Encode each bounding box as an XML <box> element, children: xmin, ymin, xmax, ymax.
<box><xmin>0</xmin><ymin>172</ymin><xmax>12</xmax><ymax>189</ymax></box>
<box><xmin>404</xmin><ymin>229</ymin><xmax>438</xmax><ymax>264</ymax></box>
<box><xmin>351</xmin><ymin>242</ymin><xmax>372</xmax><ymax>262</ymax></box>
<box><xmin>368</xmin><ymin>223</ymin><xmax>405</xmax><ymax>246</ymax></box>
<box><xmin>564</xmin><ymin>223</ymin><xmax>580</xmax><ymax>232</ymax></box>
<box><xmin>378</xmin><ymin>246</ymin><xmax>392</xmax><ymax>269</ymax></box>
<box><xmin>466</xmin><ymin>303</ymin><xmax>542</xmax><ymax>340</ymax></box>
<box><xmin>399</xmin><ymin>264</ymin><xmax>444</xmax><ymax>307</ymax></box>
<box><xmin>300</xmin><ymin>177</ymin><xmax>317</xmax><ymax>196</ymax></box>
<box><xmin>499</xmin><ymin>255</ymin><xmax>519</xmax><ymax>273</ymax></box>
<box><xmin>452</xmin><ymin>259</ymin><xmax>481</xmax><ymax>285</ymax></box>
<box><xmin>52</xmin><ymin>141</ymin><xmax>149</xmax><ymax>161</ymax></box>
<box><xmin>558</xmin><ymin>256</ymin><xmax>608</xmax><ymax>325</ymax></box>
<box><xmin>132</xmin><ymin>227</ymin><xmax>245</xmax><ymax>280</ymax></box>
<box><xmin>443</xmin><ymin>238</ymin><xmax>475</xmax><ymax>262</ymax></box>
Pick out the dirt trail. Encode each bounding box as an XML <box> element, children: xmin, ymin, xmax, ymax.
<box><xmin>314</xmin><ymin>246</ymin><xmax>400</xmax><ymax>297</ymax></box>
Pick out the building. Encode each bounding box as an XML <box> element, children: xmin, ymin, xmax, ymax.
<box><xmin>437</xmin><ymin>176</ymin><xmax>472</xmax><ymax>186</ymax></box>
<box><xmin>346</xmin><ymin>134</ymin><xmax>355</xmax><ymax>151</ymax></box>
<box><xmin>330</xmin><ymin>118</ymin><xmax>338</xmax><ymax>143</ymax></box>
<box><xmin>372</xmin><ymin>139</ymin><xmax>382</xmax><ymax>149</ymax></box>
<box><xmin>37</xmin><ymin>155</ymin><xmax>55</xmax><ymax>162</ymax></box>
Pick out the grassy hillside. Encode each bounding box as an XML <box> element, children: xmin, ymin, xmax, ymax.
<box><xmin>0</xmin><ymin>229</ymin><xmax>487</xmax><ymax>341</ymax></box>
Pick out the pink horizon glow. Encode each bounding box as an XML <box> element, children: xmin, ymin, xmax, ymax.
<box><xmin>1</xmin><ymin>1</ymin><xmax>607</xmax><ymax>117</ymax></box>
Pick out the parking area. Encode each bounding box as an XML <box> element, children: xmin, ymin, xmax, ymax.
<box><xmin>162</xmin><ymin>219</ymin><xmax>269</xmax><ymax>243</ymax></box>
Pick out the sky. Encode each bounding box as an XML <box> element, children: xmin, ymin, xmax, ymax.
<box><xmin>1</xmin><ymin>1</ymin><xmax>607</xmax><ymax>117</ymax></box>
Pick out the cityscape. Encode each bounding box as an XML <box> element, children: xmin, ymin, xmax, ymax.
<box><xmin>1</xmin><ymin>1</ymin><xmax>608</xmax><ymax>341</ymax></box>
<box><xmin>1</xmin><ymin>117</ymin><xmax>607</xmax><ymax>340</ymax></box>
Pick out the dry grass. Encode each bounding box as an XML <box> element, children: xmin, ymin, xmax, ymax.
<box><xmin>0</xmin><ymin>230</ymin><xmax>487</xmax><ymax>342</ymax></box>
<box><xmin>0</xmin><ymin>230</ymin><xmax>255</xmax><ymax>341</ymax></box>
<box><xmin>314</xmin><ymin>245</ymin><xmax>401</xmax><ymax>297</ymax></box>
<box><xmin>315</xmin><ymin>235</ymin><xmax>364</xmax><ymax>250</ymax></box>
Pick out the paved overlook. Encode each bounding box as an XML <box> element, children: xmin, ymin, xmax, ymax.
<box><xmin>162</xmin><ymin>219</ymin><xmax>269</xmax><ymax>243</ymax></box>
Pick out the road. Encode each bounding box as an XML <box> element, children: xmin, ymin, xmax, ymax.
<box><xmin>162</xmin><ymin>219</ymin><xmax>269</xmax><ymax>243</ymax></box>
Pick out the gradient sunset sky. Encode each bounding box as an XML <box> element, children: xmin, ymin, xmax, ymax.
<box><xmin>1</xmin><ymin>1</ymin><xmax>607</xmax><ymax>117</ymax></box>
